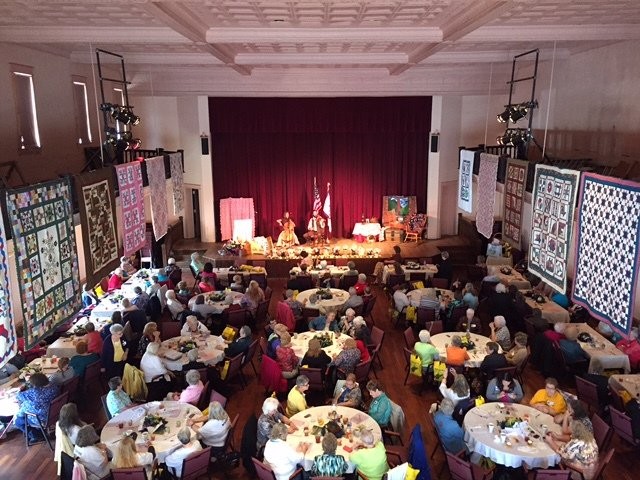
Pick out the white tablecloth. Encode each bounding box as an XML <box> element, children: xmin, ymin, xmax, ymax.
<box><xmin>382</xmin><ymin>264</ymin><xmax>438</xmax><ymax>284</ymax></box>
<box><xmin>407</xmin><ymin>288</ymin><xmax>454</xmax><ymax>307</ymax></box>
<box><xmin>464</xmin><ymin>403</ymin><xmax>561</xmax><ymax>469</ymax></box>
<box><xmin>486</xmin><ymin>257</ymin><xmax>514</xmax><ymax>267</ymax></box>
<box><xmin>575</xmin><ymin>323</ymin><xmax>631</xmax><ymax>373</ymax></box>
<box><xmin>608</xmin><ymin>374</ymin><xmax>640</xmax><ymax>399</ymax></box>
<box><xmin>292</xmin><ymin>265</ymin><xmax>349</xmax><ymax>279</ymax></box>
<box><xmin>100</xmin><ymin>401</ymin><xmax>200</xmax><ymax>463</ymax></box>
<box><xmin>212</xmin><ymin>267</ymin><xmax>267</xmax><ymax>286</ymax></box>
<box><xmin>352</xmin><ymin>223</ymin><xmax>383</xmax><ymax>240</ymax></box>
<box><xmin>295</xmin><ymin>288</ymin><xmax>349</xmax><ymax>311</ymax></box>
<box><xmin>430</xmin><ymin>332</ymin><xmax>501</xmax><ymax>368</ymax></box>
<box><xmin>120</xmin><ymin>269</ymin><xmax>162</xmax><ymax>296</ymax></box>
<box><xmin>160</xmin><ymin>335</ymin><xmax>227</xmax><ymax>370</ymax></box>
<box><xmin>187</xmin><ymin>290</ymin><xmax>244</xmax><ymax>314</ymax></box>
<box><xmin>47</xmin><ymin>313</ymin><xmax>115</xmax><ymax>357</ymax></box>
<box><xmin>523</xmin><ymin>295</ymin><xmax>571</xmax><ymax>324</ymax></box>
<box><xmin>287</xmin><ymin>405</ymin><xmax>382</xmax><ymax>472</ymax></box>
<box><xmin>291</xmin><ymin>331</ymin><xmax>348</xmax><ymax>359</ymax></box>
<box><xmin>487</xmin><ymin>266</ymin><xmax>531</xmax><ymax>290</ymax></box>
<box><xmin>90</xmin><ymin>291</ymin><xmax>138</xmax><ymax>322</ymax></box>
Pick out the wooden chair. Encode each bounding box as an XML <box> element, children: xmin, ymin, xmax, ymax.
<box><xmin>404</xmin><ymin>213</ymin><xmax>427</xmax><ymax>242</ymax></box>
<box><xmin>356</xmin><ymin>471</ymin><xmax>372</xmax><ymax>480</ymax></box>
<box><xmin>176</xmin><ymin>446</ymin><xmax>211</xmax><ymax>480</ymax></box>
<box><xmin>225</xmin><ymin>308</ymin><xmax>250</xmax><ymax>329</ymax></box>
<box><xmin>514</xmin><ymin>352</ymin><xmax>529</xmax><ymax>387</ymax></box>
<box><xmin>339</xmin><ymin>275</ymin><xmax>358</xmax><ymax>291</ymax></box>
<box><xmin>60</xmin><ymin>375</ymin><xmax>80</xmax><ymax>402</ymax></box>
<box><xmin>340</xmin><ymin>358</ymin><xmax>373</xmax><ymax>386</ymax></box>
<box><xmin>575</xmin><ymin>376</ymin><xmax>602</xmax><ymax>416</ymax></box>
<box><xmin>160</xmin><ymin>321</ymin><xmax>181</xmax><ymax>339</ymax></box>
<box><xmin>209</xmin><ymin>389</ymin><xmax>228</xmax><ymax>408</ymax></box>
<box><xmin>492</xmin><ymin>366</ymin><xmax>517</xmax><ymax>378</ymax></box>
<box><xmin>252</xmin><ymin>457</ymin><xmax>303</xmax><ymax>480</ymax></box>
<box><xmin>531</xmin><ymin>469</ymin><xmax>572</xmax><ymax>479</ymax></box>
<box><xmin>253</xmin><ymin>300</ymin><xmax>270</xmax><ymax>325</ymax></box>
<box><xmin>426</xmin><ymin>320</ymin><xmax>443</xmax><ymax>335</ymax></box>
<box><xmin>259</xmin><ymin>336</ymin><xmax>269</xmax><ymax>358</ymax></box>
<box><xmin>403</xmin><ymin>327</ymin><xmax>416</xmax><ymax>349</ymax></box>
<box><xmin>24</xmin><ymin>390</ymin><xmax>69</xmax><ymax>450</ymax></box>
<box><xmin>445</xmin><ymin>450</ymin><xmax>492</xmax><ymax>480</ymax></box>
<box><xmin>84</xmin><ymin>360</ymin><xmax>105</xmax><ymax>394</ymax></box>
<box><xmin>386</xmin><ymin>274</ymin><xmax>405</xmax><ymax>290</ymax></box>
<box><xmin>196</xmin><ymin>367</ymin><xmax>208</xmax><ymax>383</ymax></box>
<box><xmin>610</xmin><ymin>407</ymin><xmax>640</xmax><ymax>446</ymax></box>
<box><xmin>221</xmin><ymin>352</ymin><xmax>246</xmax><ymax>389</ymax></box>
<box><xmin>362</xmin><ymin>295</ymin><xmax>377</xmax><ymax>326</ymax></box>
<box><xmin>402</xmin><ymin>347</ymin><xmax>413</xmax><ymax>385</ymax></box>
<box><xmin>299</xmin><ymin>367</ymin><xmax>324</xmax><ymax>392</ymax></box>
<box><xmin>584</xmin><ymin>447</ymin><xmax>614</xmax><ymax>480</ymax></box>
<box><xmin>101</xmin><ymin>393</ymin><xmax>113</xmax><ymax>421</ymax></box>
<box><xmin>416</xmin><ymin>307</ymin><xmax>435</xmax><ymax>328</ymax></box>
<box><xmin>111</xmin><ymin>467</ymin><xmax>149</xmax><ymax>480</ymax></box>
<box><xmin>242</xmin><ymin>338</ymin><xmax>260</xmax><ymax>377</ymax></box>
<box><xmin>368</xmin><ymin>326</ymin><xmax>385</xmax><ymax>369</ymax></box>
<box><xmin>592</xmin><ymin>413</ymin><xmax>613</xmax><ymax>451</ymax></box>
<box><xmin>197</xmin><ymin>381</ymin><xmax>210</xmax><ymax>410</ymax></box>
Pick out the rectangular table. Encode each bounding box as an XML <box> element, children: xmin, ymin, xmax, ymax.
<box><xmin>575</xmin><ymin>323</ymin><xmax>631</xmax><ymax>373</ymax></box>
<box><xmin>487</xmin><ymin>266</ymin><xmax>531</xmax><ymax>290</ymax></box>
<box><xmin>382</xmin><ymin>264</ymin><xmax>438</xmax><ymax>284</ymax></box>
<box><xmin>523</xmin><ymin>295</ymin><xmax>571</xmax><ymax>324</ymax></box>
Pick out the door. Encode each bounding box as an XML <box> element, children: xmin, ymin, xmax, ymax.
<box><xmin>192</xmin><ymin>188</ymin><xmax>201</xmax><ymax>239</ymax></box>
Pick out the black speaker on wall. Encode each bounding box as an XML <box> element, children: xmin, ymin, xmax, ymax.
<box><xmin>430</xmin><ymin>134</ymin><xmax>439</xmax><ymax>153</ymax></box>
<box><xmin>200</xmin><ymin>136</ymin><xmax>209</xmax><ymax>155</ymax></box>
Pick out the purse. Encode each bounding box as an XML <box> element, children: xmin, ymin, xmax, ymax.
<box><xmin>409</xmin><ymin>353</ymin><xmax>423</xmax><ymax>377</ymax></box>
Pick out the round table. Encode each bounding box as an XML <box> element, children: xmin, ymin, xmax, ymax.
<box><xmin>464</xmin><ymin>403</ymin><xmax>561</xmax><ymax>469</ymax></box>
<box><xmin>290</xmin><ymin>331</ymin><xmax>349</xmax><ymax>359</ymax></box>
<box><xmin>430</xmin><ymin>332</ymin><xmax>501</xmax><ymax>368</ymax></box>
<box><xmin>187</xmin><ymin>290</ymin><xmax>244</xmax><ymax>314</ymax></box>
<box><xmin>407</xmin><ymin>288</ymin><xmax>454</xmax><ymax>307</ymax></box>
<box><xmin>296</xmin><ymin>288</ymin><xmax>349</xmax><ymax>311</ymax></box>
<box><xmin>100</xmin><ymin>401</ymin><xmax>201</xmax><ymax>463</ymax></box>
<box><xmin>160</xmin><ymin>334</ymin><xmax>227</xmax><ymax>370</ymax></box>
<box><xmin>286</xmin><ymin>405</ymin><xmax>382</xmax><ymax>473</ymax></box>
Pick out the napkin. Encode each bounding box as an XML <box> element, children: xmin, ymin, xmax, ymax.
<box><xmin>350</xmin><ymin>413</ymin><xmax>368</xmax><ymax>425</ymax></box>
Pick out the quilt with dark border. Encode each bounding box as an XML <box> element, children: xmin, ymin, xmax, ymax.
<box><xmin>114</xmin><ymin>161</ymin><xmax>146</xmax><ymax>257</ymax></box>
<box><xmin>502</xmin><ymin>158</ymin><xmax>528</xmax><ymax>250</ymax></box>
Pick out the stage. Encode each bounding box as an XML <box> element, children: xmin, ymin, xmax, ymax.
<box><xmin>174</xmin><ymin>236</ymin><xmax>470</xmax><ymax>278</ymax></box>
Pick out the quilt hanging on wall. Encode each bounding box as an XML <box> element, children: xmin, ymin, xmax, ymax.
<box><xmin>458</xmin><ymin>149</ymin><xmax>474</xmax><ymax>213</ymax></box>
<box><xmin>572</xmin><ymin>173</ymin><xmax>640</xmax><ymax>336</ymax></box>
<box><xmin>502</xmin><ymin>158</ymin><xmax>529</xmax><ymax>250</ymax></box>
<box><xmin>75</xmin><ymin>168</ymin><xmax>119</xmax><ymax>287</ymax></box>
<box><xmin>7</xmin><ymin>179</ymin><xmax>81</xmax><ymax>348</ymax></box>
<box><xmin>115</xmin><ymin>161</ymin><xmax>146</xmax><ymax>257</ymax></box>
<box><xmin>0</xmin><ymin>206</ymin><xmax>17</xmax><ymax>368</ymax></box>
<box><xmin>528</xmin><ymin>165</ymin><xmax>580</xmax><ymax>294</ymax></box>
<box><xmin>146</xmin><ymin>156</ymin><xmax>168</xmax><ymax>240</ymax></box>
<box><xmin>475</xmin><ymin>153</ymin><xmax>499</xmax><ymax>239</ymax></box>
<box><xmin>169</xmin><ymin>153</ymin><xmax>184</xmax><ymax>215</ymax></box>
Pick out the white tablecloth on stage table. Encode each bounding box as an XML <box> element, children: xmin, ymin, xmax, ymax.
<box><xmin>382</xmin><ymin>264</ymin><xmax>438</xmax><ymax>284</ymax></box>
<box><xmin>287</xmin><ymin>406</ymin><xmax>382</xmax><ymax>473</ymax></box>
<box><xmin>407</xmin><ymin>288</ymin><xmax>454</xmax><ymax>307</ymax></box>
<box><xmin>187</xmin><ymin>290</ymin><xmax>244</xmax><ymax>314</ymax></box>
<box><xmin>608</xmin><ymin>374</ymin><xmax>640</xmax><ymax>398</ymax></box>
<box><xmin>290</xmin><ymin>331</ymin><xmax>349</xmax><ymax>359</ymax></box>
<box><xmin>523</xmin><ymin>295</ymin><xmax>571</xmax><ymax>324</ymax></box>
<box><xmin>487</xmin><ymin>266</ymin><xmax>531</xmax><ymax>290</ymax></box>
<box><xmin>100</xmin><ymin>402</ymin><xmax>200</xmax><ymax>464</ymax></box>
<box><xmin>352</xmin><ymin>223</ymin><xmax>383</xmax><ymax>240</ymax></box>
<box><xmin>160</xmin><ymin>335</ymin><xmax>227</xmax><ymax>370</ymax></box>
<box><xmin>295</xmin><ymin>288</ymin><xmax>349</xmax><ymax>311</ymax></box>
<box><xmin>575</xmin><ymin>323</ymin><xmax>631</xmax><ymax>373</ymax></box>
<box><xmin>430</xmin><ymin>332</ymin><xmax>501</xmax><ymax>368</ymax></box>
<box><xmin>464</xmin><ymin>403</ymin><xmax>561</xmax><ymax>469</ymax></box>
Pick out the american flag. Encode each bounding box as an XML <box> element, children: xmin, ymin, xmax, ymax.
<box><xmin>313</xmin><ymin>177</ymin><xmax>322</xmax><ymax>213</ymax></box>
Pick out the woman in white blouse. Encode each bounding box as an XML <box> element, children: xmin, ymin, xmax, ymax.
<box><xmin>263</xmin><ymin>423</ymin><xmax>308</xmax><ymax>480</ymax></box>
<box><xmin>181</xmin><ymin>315</ymin><xmax>209</xmax><ymax>336</ymax></box>
<box><xmin>73</xmin><ymin>425</ymin><xmax>111</xmax><ymax>480</ymax></box>
<box><xmin>439</xmin><ymin>367</ymin><xmax>471</xmax><ymax>407</ymax></box>
<box><xmin>166</xmin><ymin>290</ymin><xmax>186</xmax><ymax>320</ymax></box>
<box><xmin>140</xmin><ymin>342</ymin><xmax>173</xmax><ymax>400</ymax></box>
<box><xmin>188</xmin><ymin>401</ymin><xmax>231</xmax><ymax>455</ymax></box>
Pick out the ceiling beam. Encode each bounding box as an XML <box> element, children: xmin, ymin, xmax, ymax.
<box><xmin>235</xmin><ymin>52</ymin><xmax>408</xmax><ymax>66</ymax></box>
<box><xmin>462</xmin><ymin>24</ymin><xmax>640</xmax><ymax>42</ymax></box>
<box><xmin>0</xmin><ymin>26</ymin><xmax>186</xmax><ymax>43</ymax></box>
<box><xmin>140</xmin><ymin>1</ymin><xmax>251</xmax><ymax>75</ymax></box>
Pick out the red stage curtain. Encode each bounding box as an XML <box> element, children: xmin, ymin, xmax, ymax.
<box><xmin>209</xmin><ymin>97</ymin><xmax>431</xmax><ymax>240</ymax></box>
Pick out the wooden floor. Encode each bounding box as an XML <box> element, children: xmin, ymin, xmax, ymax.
<box><xmin>1</xmin><ymin>256</ymin><xmax>636</xmax><ymax>479</ymax></box>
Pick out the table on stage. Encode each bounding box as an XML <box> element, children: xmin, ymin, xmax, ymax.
<box><xmin>575</xmin><ymin>323</ymin><xmax>631</xmax><ymax>373</ymax></box>
<box><xmin>295</xmin><ymin>288</ymin><xmax>349</xmax><ymax>312</ymax></box>
<box><xmin>101</xmin><ymin>401</ymin><xmax>201</xmax><ymax>464</ymax></box>
<box><xmin>523</xmin><ymin>294</ymin><xmax>571</xmax><ymax>324</ymax></box>
<box><xmin>429</xmin><ymin>332</ymin><xmax>502</xmax><ymax>369</ymax></box>
<box><xmin>286</xmin><ymin>405</ymin><xmax>382</xmax><ymax>473</ymax></box>
<box><xmin>290</xmin><ymin>330</ymin><xmax>349</xmax><ymax>359</ymax></box>
<box><xmin>160</xmin><ymin>334</ymin><xmax>227</xmax><ymax>370</ymax></box>
<box><xmin>352</xmin><ymin>222</ymin><xmax>383</xmax><ymax>242</ymax></box>
<box><xmin>464</xmin><ymin>403</ymin><xmax>562</xmax><ymax>469</ymax></box>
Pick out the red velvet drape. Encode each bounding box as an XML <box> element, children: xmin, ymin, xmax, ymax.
<box><xmin>209</xmin><ymin>97</ymin><xmax>431</xmax><ymax>241</ymax></box>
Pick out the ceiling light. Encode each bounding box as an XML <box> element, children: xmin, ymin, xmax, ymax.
<box><xmin>497</xmin><ymin>108</ymin><xmax>511</xmax><ymax>123</ymax></box>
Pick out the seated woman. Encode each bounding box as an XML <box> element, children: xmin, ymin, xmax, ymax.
<box><xmin>175</xmin><ymin>281</ymin><xmax>192</xmax><ymax>304</ymax></box>
<box><xmin>286</xmin><ymin>375</ymin><xmax>310</xmax><ymax>417</ymax></box>
<box><xmin>198</xmin><ymin>276</ymin><xmax>216</xmax><ymax>294</ymax></box>
<box><xmin>414</xmin><ymin>330</ymin><xmax>439</xmax><ymax>375</ymax></box>
<box><xmin>338</xmin><ymin>308</ymin><xmax>356</xmax><ymax>335</ymax></box>
<box><xmin>354</xmin><ymin>273</ymin><xmax>368</xmax><ymax>296</ymax></box>
<box><xmin>439</xmin><ymin>368</ymin><xmax>470</xmax><ymax>407</ymax></box>
<box><xmin>349</xmin><ymin>429</ymin><xmax>389</xmax><ymax>480</ymax></box>
<box><xmin>120</xmin><ymin>256</ymin><xmax>137</xmax><ymax>276</ymax></box>
<box><xmin>462</xmin><ymin>283</ymin><xmax>479</xmax><ymax>310</ymax></box>
<box><xmin>188</xmin><ymin>401</ymin><xmax>231</xmax><ymax>456</ymax></box>
<box><xmin>14</xmin><ymin>373</ymin><xmax>59</xmax><ymax>439</ymax></box>
<box><xmin>550</xmin><ymin>398</ymin><xmax>593</xmax><ymax>443</ymax></box>
<box><xmin>106</xmin><ymin>376</ymin><xmax>133</xmax><ymax>417</ymax></box>
<box><xmin>486</xmin><ymin>371</ymin><xmax>524</xmax><ymax>403</ymax></box>
<box><xmin>367</xmin><ymin>380</ymin><xmax>392</xmax><ymax>427</ymax></box>
<box><xmin>166</xmin><ymin>369</ymin><xmax>204</xmax><ymax>405</ymax></box>
<box><xmin>58</xmin><ymin>403</ymin><xmax>86</xmax><ymax>445</ymax></box>
<box><xmin>107</xmin><ymin>268</ymin><xmax>125</xmax><ymax>292</ymax></box>
<box><xmin>200</xmin><ymin>262</ymin><xmax>218</xmax><ymax>283</ymax></box>
<box><xmin>559</xmin><ymin>325</ymin><xmax>589</xmax><ymax>367</ymax></box>
<box><xmin>330</xmin><ymin>338</ymin><xmax>361</xmax><ymax>376</ymax></box>
<box><xmin>433</xmin><ymin>398</ymin><xmax>467</xmax><ymax>454</ymax></box>
<box><xmin>545</xmin><ymin>420</ymin><xmax>598</xmax><ymax>479</ymax></box>
<box><xmin>333</xmin><ymin>373</ymin><xmax>363</xmax><ymax>408</ymax></box>
<box><xmin>263</xmin><ymin>423</ymin><xmax>307</xmax><ymax>480</ymax></box>
<box><xmin>48</xmin><ymin>357</ymin><xmax>76</xmax><ymax>385</ymax></box>
<box><xmin>275</xmin><ymin>332</ymin><xmax>300</xmax><ymax>379</ymax></box>
<box><xmin>268</xmin><ymin>323</ymin><xmax>289</xmax><ymax>359</ymax></box>
<box><xmin>82</xmin><ymin>322</ymin><xmax>103</xmax><ymax>355</ymax></box>
<box><xmin>309</xmin><ymin>309</ymin><xmax>339</xmax><ymax>332</ymax></box>
<box><xmin>181</xmin><ymin>315</ymin><xmax>209</xmax><ymax>337</ymax></box>
<box><xmin>506</xmin><ymin>332</ymin><xmax>529</xmax><ymax>368</ymax></box>
<box><xmin>81</xmin><ymin>283</ymin><xmax>98</xmax><ymax>308</ymax></box>
<box><xmin>140</xmin><ymin>342</ymin><xmax>173</xmax><ymax>400</ymax></box>
<box><xmin>530</xmin><ymin>377</ymin><xmax>567</xmax><ymax>423</ymax></box>
<box><xmin>229</xmin><ymin>274</ymin><xmax>245</xmax><ymax>293</ymax></box>
<box><xmin>311</xmin><ymin>432</ymin><xmax>348</xmax><ymax>477</ymax></box>
<box><xmin>190</xmin><ymin>252</ymin><xmax>205</xmax><ymax>276</ymax></box>
<box><xmin>74</xmin><ymin>425</ymin><xmax>111</xmax><ymax>480</ymax></box>
<box><xmin>166</xmin><ymin>290</ymin><xmax>186</xmax><ymax>320</ymax></box>
<box><xmin>225</xmin><ymin>325</ymin><xmax>252</xmax><ymax>358</ymax></box>
<box><xmin>112</xmin><ymin>434</ymin><xmax>154</xmax><ymax>477</ymax></box>
<box><xmin>354</xmin><ymin>326</ymin><xmax>371</xmax><ymax>363</ymax></box>
<box><xmin>138</xmin><ymin>322</ymin><xmax>161</xmax><ymax>358</ymax></box>
<box><xmin>301</xmin><ymin>338</ymin><xmax>332</xmax><ymax>375</ymax></box>
<box><xmin>445</xmin><ymin>335</ymin><xmax>470</xmax><ymax>367</ymax></box>
<box><xmin>456</xmin><ymin>308</ymin><xmax>481</xmax><ymax>334</ymax></box>
<box><xmin>243</xmin><ymin>280</ymin><xmax>265</xmax><ymax>314</ymax></box>
<box><xmin>490</xmin><ymin>315</ymin><xmax>512</xmax><ymax>351</ymax></box>
<box><xmin>442</xmin><ymin>289</ymin><xmax>464</xmax><ymax>323</ymax></box>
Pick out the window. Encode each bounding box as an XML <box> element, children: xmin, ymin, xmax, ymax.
<box><xmin>11</xmin><ymin>64</ymin><xmax>41</xmax><ymax>151</ymax></box>
<box><xmin>72</xmin><ymin>76</ymin><xmax>92</xmax><ymax>145</ymax></box>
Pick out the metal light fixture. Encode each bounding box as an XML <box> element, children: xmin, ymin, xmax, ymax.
<box><xmin>497</xmin><ymin>128</ymin><xmax>531</xmax><ymax>147</ymax></box>
<box><xmin>497</xmin><ymin>108</ymin><xmax>511</xmax><ymax>123</ymax></box>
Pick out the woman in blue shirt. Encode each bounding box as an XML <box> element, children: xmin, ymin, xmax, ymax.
<box><xmin>367</xmin><ymin>380</ymin><xmax>392</xmax><ymax>427</ymax></box>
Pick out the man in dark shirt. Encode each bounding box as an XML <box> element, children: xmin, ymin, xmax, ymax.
<box><xmin>480</xmin><ymin>341</ymin><xmax>508</xmax><ymax>378</ymax></box>
<box><xmin>225</xmin><ymin>325</ymin><xmax>252</xmax><ymax>358</ymax></box>
<box><xmin>435</xmin><ymin>251</ymin><xmax>453</xmax><ymax>285</ymax></box>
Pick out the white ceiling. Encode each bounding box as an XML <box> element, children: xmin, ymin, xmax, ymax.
<box><xmin>1</xmin><ymin>0</ymin><xmax>639</xmax><ymax>96</ymax></box>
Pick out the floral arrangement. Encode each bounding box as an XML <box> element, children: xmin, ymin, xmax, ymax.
<box><xmin>73</xmin><ymin>326</ymin><xmax>87</xmax><ymax>336</ymax></box>
<box><xmin>143</xmin><ymin>414</ymin><xmax>168</xmax><ymax>434</ymax></box>
<box><xmin>178</xmin><ymin>341</ymin><xmax>197</xmax><ymax>353</ymax></box>
<box><xmin>19</xmin><ymin>364</ymin><xmax>42</xmax><ymax>380</ymax></box>
<box><xmin>210</xmin><ymin>291</ymin><xmax>226</xmax><ymax>302</ymax></box>
<box><xmin>313</xmin><ymin>332</ymin><xmax>333</xmax><ymax>348</ymax></box>
<box><xmin>498</xmin><ymin>416</ymin><xmax>524</xmax><ymax>429</ymax></box>
<box><xmin>223</xmin><ymin>240</ymin><xmax>243</xmax><ymax>256</ymax></box>
<box><xmin>109</xmin><ymin>294</ymin><xmax>124</xmax><ymax>304</ymax></box>
<box><xmin>316</xmin><ymin>288</ymin><xmax>333</xmax><ymax>300</ymax></box>
<box><xmin>406</xmin><ymin>261</ymin><xmax>420</xmax><ymax>270</ymax></box>
<box><xmin>500</xmin><ymin>266</ymin><xmax>512</xmax><ymax>275</ymax></box>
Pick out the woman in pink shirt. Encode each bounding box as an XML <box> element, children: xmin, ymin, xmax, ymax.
<box><xmin>167</xmin><ymin>369</ymin><xmax>204</xmax><ymax>406</ymax></box>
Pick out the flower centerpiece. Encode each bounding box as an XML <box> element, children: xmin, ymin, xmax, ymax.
<box><xmin>143</xmin><ymin>413</ymin><xmax>168</xmax><ymax>434</ymax></box>
<box><xmin>500</xmin><ymin>266</ymin><xmax>512</xmax><ymax>275</ymax></box>
<box><xmin>211</xmin><ymin>291</ymin><xmax>226</xmax><ymax>302</ymax></box>
<box><xmin>316</xmin><ymin>288</ymin><xmax>333</xmax><ymax>300</ymax></box>
<box><xmin>178</xmin><ymin>340</ymin><xmax>197</xmax><ymax>353</ymax></box>
<box><xmin>460</xmin><ymin>335</ymin><xmax>476</xmax><ymax>351</ymax></box>
<box><xmin>313</xmin><ymin>332</ymin><xmax>333</xmax><ymax>348</ymax></box>
<box><xmin>73</xmin><ymin>326</ymin><xmax>87</xmax><ymax>336</ymax></box>
<box><xmin>19</xmin><ymin>364</ymin><xmax>42</xmax><ymax>380</ymax></box>
<box><xmin>223</xmin><ymin>240</ymin><xmax>243</xmax><ymax>256</ymax></box>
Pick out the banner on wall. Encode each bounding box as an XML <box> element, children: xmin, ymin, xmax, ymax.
<box><xmin>475</xmin><ymin>153</ymin><xmax>499</xmax><ymax>239</ymax></box>
<box><xmin>502</xmin><ymin>158</ymin><xmax>529</xmax><ymax>250</ymax></box>
<box><xmin>458</xmin><ymin>150</ymin><xmax>474</xmax><ymax>213</ymax></box>
<box><xmin>146</xmin><ymin>156</ymin><xmax>168</xmax><ymax>240</ymax></box>
<box><xmin>0</xmin><ymin>204</ymin><xmax>17</xmax><ymax>368</ymax></box>
<box><xmin>114</xmin><ymin>161</ymin><xmax>146</xmax><ymax>257</ymax></box>
<box><xmin>528</xmin><ymin>165</ymin><xmax>580</xmax><ymax>294</ymax></box>
<box><xmin>572</xmin><ymin>173</ymin><xmax>640</xmax><ymax>336</ymax></box>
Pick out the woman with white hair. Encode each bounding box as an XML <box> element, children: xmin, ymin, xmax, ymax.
<box><xmin>166</xmin><ymin>290</ymin><xmax>185</xmax><ymax>320</ymax></box>
<box><xmin>338</xmin><ymin>308</ymin><xmax>356</xmax><ymax>335</ymax></box>
<box><xmin>101</xmin><ymin>323</ymin><xmax>128</xmax><ymax>379</ymax></box>
<box><xmin>165</xmin><ymin>428</ymin><xmax>203</xmax><ymax>478</ymax></box>
<box><xmin>263</xmin><ymin>423</ymin><xmax>308</xmax><ymax>480</ymax></box>
<box><xmin>490</xmin><ymin>315</ymin><xmax>512</xmax><ymax>351</ymax></box>
<box><xmin>190</xmin><ymin>252</ymin><xmax>205</xmax><ymax>276</ymax></box>
<box><xmin>140</xmin><ymin>342</ymin><xmax>173</xmax><ymax>400</ymax></box>
<box><xmin>107</xmin><ymin>267</ymin><xmax>125</xmax><ymax>292</ymax></box>
<box><xmin>488</xmin><ymin>282</ymin><xmax>513</xmax><ymax>319</ymax></box>
<box><xmin>120</xmin><ymin>255</ymin><xmax>136</xmax><ymax>276</ymax></box>
<box><xmin>188</xmin><ymin>401</ymin><xmax>230</xmax><ymax>454</ymax></box>
<box><xmin>349</xmin><ymin>428</ymin><xmax>389</xmax><ymax>480</ymax></box>
<box><xmin>181</xmin><ymin>314</ymin><xmax>209</xmax><ymax>336</ymax></box>
<box><xmin>166</xmin><ymin>369</ymin><xmax>204</xmax><ymax>405</ymax></box>
<box><xmin>354</xmin><ymin>273</ymin><xmax>368</xmax><ymax>295</ymax></box>
<box><xmin>256</xmin><ymin>397</ymin><xmax>296</xmax><ymax>452</ymax></box>
<box><xmin>414</xmin><ymin>330</ymin><xmax>439</xmax><ymax>374</ymax></box>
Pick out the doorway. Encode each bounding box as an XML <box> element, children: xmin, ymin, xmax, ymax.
<box><xmin>191</xmin><ymin>188</ymin><xmax>201</xmax><ymax>239</ymax></box>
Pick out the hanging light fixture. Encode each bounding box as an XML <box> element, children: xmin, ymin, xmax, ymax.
<box><xmin>497</xmin><ymin>107</ymin><xmax>511</xmax><ymax>123</ymax></box>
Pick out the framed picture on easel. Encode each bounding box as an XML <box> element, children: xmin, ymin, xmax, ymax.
<box><xmin>382</xmin><ymin>195</ymin><xmax>417</xmax><ymax>228</ymax></box>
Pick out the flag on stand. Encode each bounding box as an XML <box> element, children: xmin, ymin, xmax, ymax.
<box><xmin>323</xmin><ymin>182</ymin><xmax>332</xmax><ymax>234</ymax></box>
<box><xmin>313</xmin><ymin>177</ymin><xmax>322</xmax><ymax>213</ymax></box>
